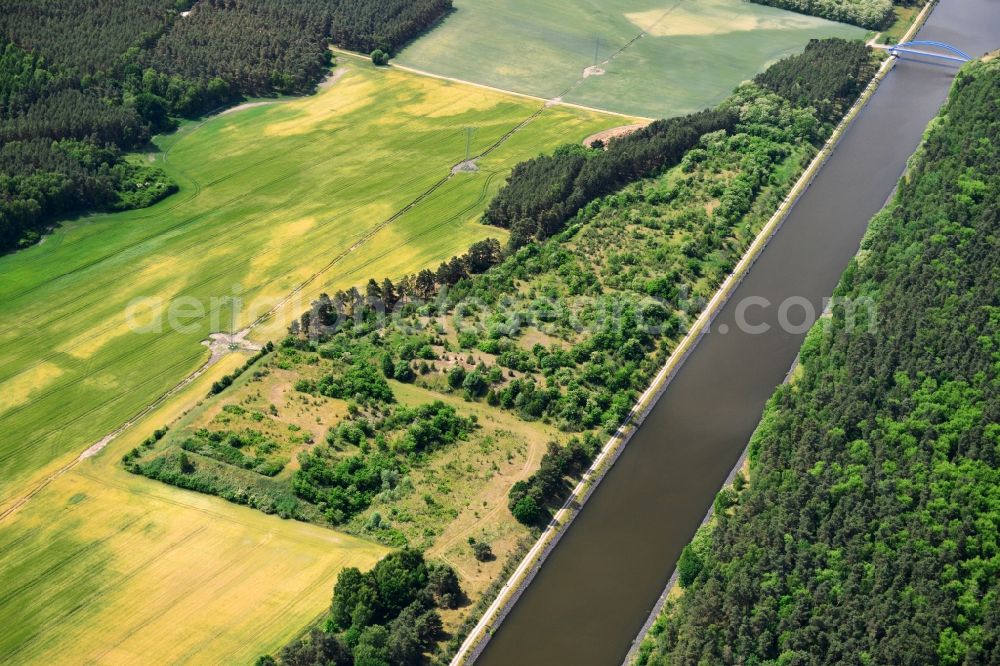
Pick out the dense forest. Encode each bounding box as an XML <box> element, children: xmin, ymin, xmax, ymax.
<box><xmin>145</xmin><ymin>0</ymin><xmax>451</xmax><ymax>101</ymax></box>
<box><xmin>749</xmin><ymin>0</ymin><xmax>920</xmax><ymax>30</ymax></box>
<box><xmin>0</xmin><ymin>0</ymin><xmax>182</xmax><ymax>74</ymax></box>
<box><xmin>754</xmin><ymin>38</ymin><xmax>877</xmax><ymax>121</ymax></box>
<box><xmin>483</xmin><ymin>39</ymin><xmax>875</xmax><ymax>250</ymax></box>
<box><xmin>0</xmin><ymin>37</ymin><xmax>175</xmax><ymax>252</ymax></box>
<box><xmin>638</xmin><ymin>59</ymin><xmax>1000</xmax><ymax>665</ymax></box>
<box><xmin>0</xmin><ymin>0</ymin><xmax>451</xmax><ymax>253</ymax></box>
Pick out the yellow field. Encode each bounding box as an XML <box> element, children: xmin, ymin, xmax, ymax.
<box><xmin>0</xmin><ymin>357</ymin><xmax>387</xmax><ymax>664</ymax></box>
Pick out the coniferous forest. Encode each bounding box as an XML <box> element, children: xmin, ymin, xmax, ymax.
<box><xmin>0</xmin><ymin>0</ymin><xmax>451</xmax><ymax>253</ymax></box>
<box><xmin>638</xmin><ymin>59</ymin><xmax>1000</xmax><ymax>665</ymax></box>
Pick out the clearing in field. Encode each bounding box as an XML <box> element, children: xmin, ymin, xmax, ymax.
<box><xmin>0</xmin><ymin>55</ymin><xmax>621</xmax><ymax>514</ymax></box>
<box><xmin>123</xmin><ymin>343</ymin><xmax>558</xmax><ymax>618</ymax></box>
<box><xmin>394</xmin><ymin>0</ymin><xmax>864</xmax><ymax>118</ymax></box>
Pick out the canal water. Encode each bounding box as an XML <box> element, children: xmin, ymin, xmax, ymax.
<box><xmin>475</xmin><ymin>1</ymin><xmax>1000</xmax><ymax>664</ymax></box>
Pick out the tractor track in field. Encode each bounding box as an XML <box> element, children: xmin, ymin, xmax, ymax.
<box><xmin>0</xmin><ymin>524</ymin><xmax>211</xmax><ymax>664</ymax></box>
<box><xmin>0</xmin><ymin>85</ymin><xmax>556</xmax><ymax>523</ymax></box>
<box><xmin>0</xmin><ymin>76</ymin><xmax>497</xmax><ymax>373</ymax></box>
<box><xmin>0</xmin><ymin>132</ymin><xmax>463</xmax><ymax>385</ymax></box>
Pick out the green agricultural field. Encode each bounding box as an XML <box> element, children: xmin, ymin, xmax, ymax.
<box><xmin>0</xmin><ymin>56</ymin><xmax>620</xmax><ymax>514</ymax></box>
<box><xmin>394</xmin><ymin>0</ymin><xmax>864</xmax><ymax>118</ymax></box>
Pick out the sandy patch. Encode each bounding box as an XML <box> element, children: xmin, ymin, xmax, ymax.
<box><xmin>249</xmin><ymin>216</ymin><xmax>317</xmax><ymax>277</ymax></box>
<box><xmin>318</xmin><ymin>66</ymin><xmax>348</xmax><ymax>91</ymax></box>
<box><xmin>264</xmin><ymin>72</ymin><xmax>373</xmax><ymax>137</ymax></box>
<box><xmin>220</xmin><ymin>101</ymin><xmax>277</xmax><ymax>117</ymax></box>
<box><xmin>626</xmin><ymin>5</ymin><xmax>818</xmax><ymax>37</ymax></box>
<box><xmin>583</xmin><ymin>123</ymin><xmax>648</xmax><ymax>148</ymax></box>
<box><xmin>0</xmin><ymin>362</ymin><xmax>64</xmax><ymax>413</ymax></box>
<box><xmin>452</xmin><ymin>160</ymin><xmax>479</xmax><ymax>174</ymax></box>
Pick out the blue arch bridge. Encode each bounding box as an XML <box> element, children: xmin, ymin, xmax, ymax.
<box><xmin>877</xmin><ymin>40</ymin><xmax>974</xmax><ymax>64</ymax></box>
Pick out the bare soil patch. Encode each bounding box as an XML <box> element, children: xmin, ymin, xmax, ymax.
<box><xmin>583</xmin><ymin>123</ymin><xmax>648</xmax><ymax>148</ymax></box>
<box><xmin>219</xmin><ymin>101</ymin><xmax>277</xmax><ymax>116</ymax></box>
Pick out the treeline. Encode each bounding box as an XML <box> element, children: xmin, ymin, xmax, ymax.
<box><xmin>209</xmin><ymin>342</ymin><xmax>274</xmax><ymax>396</ymax></box>
<box><xmin>638</xmin><ymin>60</ymin><xmax>1000</xmax><ymax>665</ymax></box>
<box><xmin>483</xmin><ymin>109</ymin><xmax>738</xmax><ymax>248</ymax></box>
<box><xmin>754</xmin><ymin>38</ymin><xmax>878</xmax><ymax>121</ymax></box>
<box><xmin>266</xmin><ymin>549</ymin><xmax>463</xmax><ymax>666</ymax></box>
<box><xmin>326</xmin><ymin>0</ymin><xmax>453</xmax><ymax>54</ymax></box>
<box><xmin>748</xmin><ymin>0</ymin><xmax>901</xmax><ymax>30</ymax></box>
<box><xmin>0</xmin><ymin>0</ymin><xmax>451</xmax><ymax>252</ymax></box>
<box><xmin>507</xmin><ymin>435</ymin><xmax>601</xmax><ymax>525</ymax></box>
<box><xmin>482</xmin><ymin>38</ymin><xmax>876</xmax><ymax>252</ymax></box>
<box><xmin>294</xmin><ymin>238</ymin><xmax>503</xmax><ymax>339</ymax></box>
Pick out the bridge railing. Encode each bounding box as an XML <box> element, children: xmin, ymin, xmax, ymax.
<box><xmin>886</xmin><ymin>39</ymin><xmax>973</xmax><ymax>63</ymax></box>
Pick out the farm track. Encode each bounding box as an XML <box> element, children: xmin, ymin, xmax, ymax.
<box><xmin>387</xmin><ymin>0</ymin><xmax>689</xmax><ymax>123</ymax></box>
<box><xmin>0</xmin><ymin>120</ymin><xmax>454</xmax><ymax>336</ymax></box>
<box><xmin>0</xmin><ymin>141</ymin><xmax>457</xmax><ymax>384</ymax></box>
<box><xmin>0</xmin><ymin>348</ymin><xmax>206</xmax><ymax>517</ymax></box>
<box><xmin>0</xmin><ymin>130</ymin><xmax>499</xmax><ymax>509</ymax></box>
<box><xmin>0</xmin><ymin>81</ymin><xmax>508</xmax><ymax>363</ymax></box>
<box><xmin>0</xmin><ymin>149</ymin><xmax>476</xmax><ymax>432</ymax></box>
<box><xmin>430</xmin><ymin>426</ymin><xmax>546</xmax><ymax>581</ymax></box>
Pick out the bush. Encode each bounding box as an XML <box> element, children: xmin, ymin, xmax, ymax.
<box><xmin>511</xmin><ymin>494</ymin><xmax>542</xmax><ymax>525</ymax></box>
<box><xmin>676</xmin><ymin>544</ymin><xmax>703</xmax><ymax>588</ymax></box>
<box><xmin>393</xmin><ymin>361</ymin><xmax>415</xmax><ymax>383</ymax></box>
<box><xmin>312</xmin><ymin>362</ymin><xmax>395</xmax><ymax>404</ymax></box>
<box><xmin>471</xmin><ymin>540</ymin><xmax>494</xmax><ymax>562</ymax></box>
